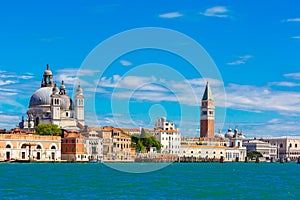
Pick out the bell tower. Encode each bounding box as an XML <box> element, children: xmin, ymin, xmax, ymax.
<box><xmin>200</xmin><ymin>82</ymin><xmax>215</xmax><ymax>139</ymax></box>
<box><xmin>75</xmin><ymin>84</ymin><xmax>84</xmax><ymax>126</ymax></box>
<box><xmin>51</xmin><ymin>84</ymin><xmax>61</xmax><ymax>126</ymax></box>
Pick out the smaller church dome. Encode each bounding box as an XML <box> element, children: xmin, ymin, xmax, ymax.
<box><xmin>60</xmin><ymin>81</ymin><xmax>66</xmax><ymax>90</ymax></box>
<box><xmin>237</xmin><ymin>131</ymin><xmax>246</xmax><ymax>139</ymax></box>
<box><xmin>52</xmin><ymin>84</ymin><xmax>59</xmax><ymax>95</ymax></box>
<box><xmin>44</xmin><ymin>69</ymin><xmax>52</xmax><ymax>76</ymax></box>
<box><xmin>60</xmin><ymin>95</ymin><xmax>74</xmax><ymax>110</ymax></box>
<box><xmin>215</xmin><ymin>133</ymin><xmax>224</xmax><ymax>138</ymax></box>
<box><xmin>76</xmin><ymin>84</ymin><xmax>83</xmax><ymax>94</ymax></box>
<box><xmin>225</xmin><ymin>128</ymin><xmax>234</xmax><ymax>138</ymax></box>
<box><xmin>44</xmin><ymin>64</ymin><xmax>52</xmax><ymax>76</ymax></box>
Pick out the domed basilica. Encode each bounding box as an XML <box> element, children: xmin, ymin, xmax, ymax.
<box><xmin>19</xmin><ymin>65</ymin><xmax>84</xmax><ymax>130</ymax></box>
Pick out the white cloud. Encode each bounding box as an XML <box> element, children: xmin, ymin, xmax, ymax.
<box><xmin>97</xmin><ymin>74</ymin><xmax>226</xmax><ymax>107</ymax></box>
<box><xmin>18</xmin><ymin>75</ymin><xmax>34</xmax><ymax>79</ymax></box>
<box><xmin>225</xmin><ymin>83</ymin><xmax>300</xmax><ymax>114</ymax></box>
<box><xmin>0</xmin><ymin>114</ymin><xmax>20</xmax><ymax>129</ymax></box>
<box><xmin>241</xmin><ymin>120</ymin><xmax>300</xmax><ymax>138</ymax></box>
<box><xmin>120</xmin><ymin>60</ymin><xmax>132</xmax><ymax>66</ymax></box>
<box><xmin>0</xmin><ymin>70</ymin><xmax>34</xmax><ymax>81</ymax></box>
<box><xmin>284</xmin><ymin>72</ymin><xmax>300</xmax><ymax>80</ymax></box>
<box><xmin>291</xmin><ymin>36</ymin><xmax>300</xmax><ymax>39</ymax></box>
<box><xmin>269</xmin><ymin>81</ymin><xmax>300</xmax><ymax>87</ymax></box>
<box><xmin>200</xmin><ymin>6</ymin><xmax>229</xmax><ymax>18</ymax></box>
<box><xmin>0</xmin><ymin>80</ymin><xmax>16</xmax><ymax>86</ymax></box>
<box><xmin>55</xmin><ymin>68</ymin><xmax>99</xmax><ymax>87</ymax></box>
<box><xmin>57</xmin><ymin>68</ymin><xmax>100</xmax><ymax>77</ymax></box>
<box><xmin>285</xmin><ymin>18</ymin><xmax>300</xmax><ymax>22</ymax></box>
<box><xmin>159</xmin><ymin>12</ymin><xmax>183</xmax><ymax>19</ymax></box>
<box><xmin>268</xmin><ymin>118</ymin><xmax>280</xmax><ymax>123</ymax></box>
<box><xmin>227</xmin><ymin>55</ymin><xmax>253</xmax><ymax>65</ymax></box>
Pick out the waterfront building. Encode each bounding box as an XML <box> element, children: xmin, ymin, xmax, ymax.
<box><xmin>262</xmin><ymin>137</ymin><xmax>300</xmax><ymax>161</ymax></box>
<box><xmin>0</xmin><ymin>133</ymin><xmax>61</xmax><ymax>162</ymax></box>
<box><xmin>89</xmin><ymin>126</ymin><xmax>134</xmax><ymax>161</ymax></box>
<box><xmin>153</xmin><ymin>129</ymin><xmax>181</xmax><ymax>154</ymax></box>
<box><xmin>179</xmin><ymin>133</ymin><xmax>247</xmax><ymax>162</ymax></box>
<box><xmin>112</xmin><ymin>128</ymin><xmax>132</xmax><ymax>160</ymax></box>
<box><xmin>61</xmin><ymin>132</ymin><xmax>89</xmax><ymax>162</ymax></box>
<box><xmin>153</xmin><ymin>117</ymin><xmax>181</xmax><ymax>154</ymax></box>
<box><xmin>82</xmin><ymin>131</ymin><xmax>104</xmax><ymax>161</ymax></box>
<box><xmin>243</xmin><ymin>139</ymin><xmax>277</xmax><ymax>160</ymax></box>
<box><xmin>200</xmin><ymin>82</ymin><xmax>215</xmax><ymax>139</ymax></box>
<box><xmin>19</xmin><ymin>65</ymin><xmax>85</xmax><ymax>130</ymax></box>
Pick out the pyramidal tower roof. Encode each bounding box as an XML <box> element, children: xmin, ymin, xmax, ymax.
<box><xmin>202</xmin><ymin>82</ymin><xmax>213</xmax><ymax>101</ymax></box>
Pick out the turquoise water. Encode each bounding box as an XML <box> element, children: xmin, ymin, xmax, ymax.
<box><xmin>1</xmin><ymin>162</ymin><xmax>299</xmax><ymax>199</ymax></box>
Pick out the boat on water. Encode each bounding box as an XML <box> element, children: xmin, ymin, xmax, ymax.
<box><xmin>89</xmin><ymin>158</ymin><xmax>104</xmax><ymax>163</ymax></box>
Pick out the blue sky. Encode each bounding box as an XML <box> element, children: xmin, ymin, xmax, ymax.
<box><xmin>1</xmin><ymin>1</ymin><xmax>300</xmax><ymax>137</ymax></box>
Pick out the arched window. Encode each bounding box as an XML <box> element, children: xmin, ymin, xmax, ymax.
<box><xmin>51</xmin><ymin>145</ymin><xmax>56</xmax><ymax>150</ymax></box>
<box><xmin>280</xmin><ymin>143</ymin><xmax>283</xmax><ymax>148</ymax></box>
<box><xmin>36</xmin><ymin>145</ymin><xmax>42</xmax><ymax>149</ymax></box>
<box><xmin>6</xmin><ymin>144</ymin><xmax>11</xmax><ymax>148</ymax></box>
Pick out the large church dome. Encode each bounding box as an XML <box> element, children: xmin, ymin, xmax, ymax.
<box><xmin>29</xmin><ymin>87</ymin><xmax>52</xmax><ymax>107</ymax></box>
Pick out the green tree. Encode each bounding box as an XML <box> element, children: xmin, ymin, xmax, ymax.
<box><xmin>35</xmin><ymin>124</ymin><xmax>62</xmax><ymax>136</ymax></box>
<box><xmin>136</xmin><ymin>140</ymin><xmax>146</xmax><ymax>153</ymax></box>
<box><xmin>131</xmin><ymin>128</ymin><xmax>162</xmax><ymax>152</ymax></box>
<box><xmin>247</xmin><ymin>151</ymin><xmax>263</xmax><ymax>159</ymax></box>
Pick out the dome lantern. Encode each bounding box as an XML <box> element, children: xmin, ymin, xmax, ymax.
<box><xmin>41</xmin><ymin>64</ymin><xmax>54</xmax><ymax>87</ymax></box>
<box><xmin>59</xmin><ymin>80</ymin><xmax>66</xmax><ymax>95</ymax></box>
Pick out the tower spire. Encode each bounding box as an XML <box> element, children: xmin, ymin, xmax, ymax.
<box><xmin>202</xmin><ymin>81</ymin><xmax>213</xmax><ymax>101</ymax></box>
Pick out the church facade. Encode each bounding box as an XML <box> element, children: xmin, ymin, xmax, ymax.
<box><xmin>19</xmin><ymin>65</ymin><xmax>85</xmax><ymax>130</ymax></box>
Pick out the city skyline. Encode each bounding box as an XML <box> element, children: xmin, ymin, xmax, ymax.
<box><xmin>0</xmin><ymin>1</ymin><xmax>300</xmax><ymax>137</ymax></box>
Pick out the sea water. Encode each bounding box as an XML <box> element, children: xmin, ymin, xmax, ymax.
<box><xmin>1</xmin><ymin>162</ymin><xmax>299</xmax><ymax>199</ymax></box>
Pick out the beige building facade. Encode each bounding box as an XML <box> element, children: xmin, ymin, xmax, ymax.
<box><xmin>0</xmin><ymin>134</ymin><xmax>61</xmax><ymax>162</ymax></box>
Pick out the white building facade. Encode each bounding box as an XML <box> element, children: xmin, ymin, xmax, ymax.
<box><xmin>263</xmin><ymin>137</ymin><xmax>300</xmax><ymax>160</ymax></box>
<box><xmin>84</xmin><ymin>131</ymin><xmax>103</xmax><ymax>161</ymax></box>
<box><xmin>243</xmin><ymin>139</ymin><xmax>277</xmax><ymax>160</ymax></box>
<box><xmin>153</xmin><ymin>130</ymin><xmax>181</xmax><ymax>154</ymax></box>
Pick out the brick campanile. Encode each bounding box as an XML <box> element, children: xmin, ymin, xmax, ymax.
<box><xmin>200</xmin><ymin>82</ymin><xmax>215</xmax><ymax>139</ymax></box>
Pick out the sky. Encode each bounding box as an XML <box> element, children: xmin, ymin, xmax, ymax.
<box><xmin>0</xmin><ymin>1</ymin><xmax>300</xmax><ymax>137</ymax></box>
